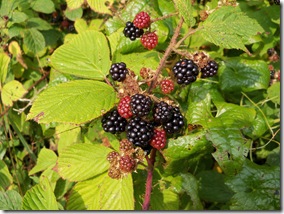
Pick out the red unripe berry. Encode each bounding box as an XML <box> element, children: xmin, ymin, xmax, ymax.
<box><xmin>160</xmin><ymin>79</ymin><xmax>175</xmax><ymax>94</ymax></box>
<box><xmin>150</xmin><ymin>128</ymin><xmax>167</xmax><ymax>150</ymax></box>
<box><xmin>117</xmin><ymin>96</ymin><xmax>133</xmax><ymax>119</ymax></box>
<box><xmin>141</xmin><ymin>32</ymin><xmax>158</xmax><ymax>50</ymax></box>
<box><xmin>119</xmin><ymin>155</ymin><xmax>136</xmax><ymax>173</ymax></box>
<box><xmin>133</xmin><ymin>11</ymin><xmax>151</xmax><ymax>29</ymax></box>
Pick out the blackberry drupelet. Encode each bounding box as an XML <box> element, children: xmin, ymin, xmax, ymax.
<box><xmin>101</xmin><ymin>109</ymin><xmax>127</xmax><ymax>134</ymax></box>
<box><xmin>123</xmin><ymin>21</ymin><xmax>144</xmax><ymax>41</ymax></box>
<box><xmin>201</xmin><ymin>60</ymin><xmax>218</xmax><ymax>78</ymax></box>
<box><xmin>109</xmin><ymin>62</ymin><xmax>128</xmax><ymax>82</ymax></box>
<box><xmin>133</xmin><ymin>11</ymin><xmax>151</xmax><ymax>29</ymax></box>
<box><xmin>126</xmin><ymin>117</ymin><xmax>154</xmax><ymax>148</ymax></box>
<box><xmin>172</xmin><ymin>59</ymin><xmax>199</xmax><ymax>85</ymax></box>
<box><xmin>153</xmin><ymin>101</ymin><xmax>173</xmax><ymax>125</ymax></box>
<box><xmin>163</xmin><ymin>107</ymin><xmax>184</xmax><ymax>134</ymax></box>
<box><xmin>130</xmin><ymin>94</ymin><xmax>152</xmax><ymax>117</ymax></box>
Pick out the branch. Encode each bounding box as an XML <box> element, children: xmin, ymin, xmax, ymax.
<box><xmin>147</xmin><ymin>18</ymin><xmax>184</xmax><ymax>93</ymax></box>
<box><xmin>142</xmin><ymin>148</ymin><xmax>157</xmax><ymax>211</ymax></box>
<box><xmin>174</xmin><ymin>27</ymin><xmax>202</xmax><ymax>49</ymax></box>
<box><xmin>150</xmin><ymin>12</ymin><xmax>179</xmax><ymax>23</ymax></box>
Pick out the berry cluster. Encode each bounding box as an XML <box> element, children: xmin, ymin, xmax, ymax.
<box><xmin>123</xmin><ymin>11</ymin><xmax>158</xmax><ymax>50</ymax></box>
<box><xmin>109</xmin><ymin>62</ymin><xmax>128</xmax><ymax>82</ymax></box>
<box><xmin>201</xmin><ymin>60</ymin><xmax>218</xmax><ymax>78</ymax></box>
<box><xmin>101</xmin><ymin>109</ymin><xmax>127</xmax><ymax>134</ymax></box>
<box><xmin>172</xmin><ymin>59</ymin><xmax>199</xmax><ymax>85</ymax></box>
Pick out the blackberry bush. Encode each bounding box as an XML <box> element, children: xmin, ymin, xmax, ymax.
<box><xmin>123</xmin><ymin>21</ymin><xmax>144</xmax><ymax>41</ymax></box>
<box><xmin>133</xmin><ymin>11</ymin><xmax>151</xmax><ymax>29</ymax></box>
<box><xmin>130</xmin><ymin>94</ymin><xmax>152</xmax><ymax>117</ymax></box>
<box><xmin>126</xmin><ymin>117</ymin><xmax>154</xmax><ymax>149</ymax></box>
<box><xmin>109</xmin><ymin>62</ymin><xmax>128</xmax><ymax>82</ymax></box>
<box><xmin>172</xmin><ymin>59</ymin><xmax>199</xmax><ymax>85</ymax></box>
<box><xmin>201</xmin><ymin>60</ymin><xmax>218</xmax><ymax>78</ymax></box>
<box><xmin>163</xmin><ymin>107</ymin><xmax>184</xmax><ymax>134</ymax></box>
<box><xmin>101</xmin><ymin>109</ymin><xmax>127</xmax><ymax>134</ymax></box>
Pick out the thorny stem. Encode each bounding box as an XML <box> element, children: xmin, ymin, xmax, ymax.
<box><xmin>142</xmin><ymin>148</ymin><xmax>157</xmax><ymax>211</ymax></box>
<box><xmin>147</xmin><ymin>18</ymin><xmax>184</xmax><ymax>93</ymax></box>
<box><xmin>175</xmin><ymin>27</ymin><xmax>202</xmax><ymax>49</ymax></box>
<box><xmin>150</xmin><ymin>12</ymin><xmax>179</xmax><ymax>23</ymax></box>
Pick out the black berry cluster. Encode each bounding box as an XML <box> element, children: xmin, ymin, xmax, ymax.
<box><xmin>274</xmin><ymin>0</ymin><xmax>280</xmax><ymax>5</ymax></box>
<box><xmin>172</xmin><ymin>59</ymin><xmax>199</xmax><ymax>85</ymax></box>
<box><xmin>101</xmin><ymin>109</ymin><xmax>127</xmax><ymax>134</ymax></box>
<box><xmin>123</xmin><ymin>21</ymin><xmax>144</xmax><ymax>41</ymax></box>
<box><xmin>162</xmin><ymin>107</ymin><xmax>185</xmax><ymax>134</ymax></box>
<box><xmin>153</xmin><ymin>101</ymin><xmax>173</xmax><ymax>124</ymax></box>
<box><xmin>109</xmin><ymin>62</ymin><xmax>128</xmax><ymax>82</ymax></box>
<box><xmin>130</xmin><ymin>93</ymin><xmax>152</xmax><ymax>117</ymax></box>
<box><xmin>201</xmin><ymin>60</ymin><xmax>218</xmax><ymax>78</ymax></box>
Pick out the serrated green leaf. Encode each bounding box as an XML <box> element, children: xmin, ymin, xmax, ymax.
<box><xmin>26</xmin><ymin>80</ymin><xmax>116</xmax><ymax>124</ymax></box>
<box><xmin>0</xmin><ymin>190</ymin><xmax>22</xmax><ymax>210</ymax></box>
<box><xmin>200</xmin><ymin>6</ymin><xmax>264</xmax><ymax>51</ymax></box>
<box><xmin>51</xmin><ymin>30</ymin><xmax>111</xmax><ymax>80</ymax></box>
<box><xmin>226</xmin><ymin>160</ymin><xmax>280</xmax><ymax>210</ymax></box>
<box><xmin>174</xmin><ymin>0</ymin><xmax>195</xmax><ymax>27</ymax></box>
<box><xmin>74</xmin><ymin>18</ymin><xmax>88</xmax><ymax>33</ymax></box>
<box><xmin>39</xmin><ymin>167</ymin><xmax>61</xmax><ymax>191</ymax></box>
<box><xmin>267</xmin><ymin>82</ymin><xmax>280</xmax><ymax>105</ymax></box>
<box><xmin>219</xmin><ymin>58</ymin><xmax>270</xmax><ymax>95</ymax></box>
<box><xmin>64</xmin><ymin>7</ymin><xmax>83</xmax><ymax>21</ymax></box>
<box><xmin>26</xmin><ymin>18</ymin><xmax>52</xmax><ymax>31</ymax></box>
<box><xmin>0</xmin><ymin>52</ymin><xmax>10</xmax><ymax>85</ymax></box>
<box><xmin>1</xmin><ymin>80</ymin><xmax>27</xmax><ymax>107</ymax></box>
<box><xmin>22</xmin><ymin>177</ymin><xmax>58</xmax><ymax>210</ymax></box>
<box><xmin>30</xmin><ymin>0</ymin><xmax>55</xmax><ymax>14</ymax></box>
<box><xmin>58</xmin><ymin>143</ymin><xmax>112</xmax><ymax>182</ymax></box>
<box><xmin>29</xmin><ymin>148</ymin><xmax>57</xmax><ymax>175</ymax></box>
<box><xmin>11</xmin><ymin>10</ymin><xmax>28</xmax><ymax>23</ymax></box>
<box><xmin>23</xmin><ymin>28</ymin><xmax>46</xmax><ymax>54</ymax></box>
<box><xmin>151</xmin><ymin>187</ymin><xmax>179</xmax><ymax>210</ymax></box>
<box><xmin>0</xmin><ymin>160</ymin><xmax>13</xmax><ymax>189</ymax></box>
<box><xmin>87</xmin><ymin>0</ymin><xmax>113</xmax><ymax>15</ymax></box>
<box><xmin>197</xmin><ymin>170</ymin><xmax>233</xmax><ymax>203</ymax></box>
<box><xmin>66</xmin><ymin>0</ymin><xmax>84</xmax><ymax>9</ymax></box>
<box><xmin>67</xmin><ymin>173</ymin><xmax>134</xmax><ymax>210</ymax></box>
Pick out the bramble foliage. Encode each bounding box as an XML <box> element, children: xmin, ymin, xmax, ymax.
<box><xmin>0</xmin><ymin>0</ymin><xmax>280</xmax><ymax>211</ymax></box>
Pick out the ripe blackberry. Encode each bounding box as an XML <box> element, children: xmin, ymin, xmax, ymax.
<box><xmin>153</xmin><ymin>101</ymin><xmax>173</xmax><ymax>125</ymax></box>
<box><xmin>201</xmin><ymin>60</ymin><xmax>218</xmax><ymax>78</ymax></box>
<box><xmin>130</xmin><ymin>94</ymin><xmax>152</xmax><ymax>117</ymax></box>
<box><xmin>141</xmin><ymin>32</ymin><xmax>158</xmax><ymax>50</ymax></box>
<box><xmin>163</xmin><ymin>107</ymin><xmax>184</xmax><ymax>134</ymax></box>
<box><xmin>119</xmin><ymin>155</ymin><xmax>136</xmax><ymax>173</ymax></box>
<box><xmin>119</xmin><ymin>139</ymin><xmax>134</xmax><ymax>154</ymax></box>
<box><xmin>109</xmin><ymin>62</ymin><xmax>128</xmax><ymax>82</ymax></box>
<box><xmin>172</xmin><ymin>59</ymin><xmax>199</xmax><ymax>85</ymax></box>
<box><xmin>274</xmin><ymin>0</ymin><xmax>280</xmax><ymax>4</ymax></box>
<box><xmin>160</xmin><ymin>79</ymin><xmax>175</xmax><ymax>94</ymax></box>
<box><xmin>107</xmin><ymin>151</ymin><xmax>120</xmax><ymax>164</ymax></box>
<box><xmin>101</xmin><ymin>109</ymin><xmax>127</xmax><ymax>134</ymax></box>
<box><xmin>150</xmin><ymin>129</ymin><xmax>167</xmax><ymax>150</ymax></box>
<box><xmin>123</xmin><ymin>21</ymin><xmax>144</xmax><ymax>41</ymax></box>
<box><xmin>133</xmin><ymin>11</ymin><xmax>151</xmax><ymax>29</ymax></box>
<box><xmin>118</xmin><ymin>96</ymin><xmax>133</xmax><ymax>119</ymax></box>
<box><xmin>126</xmin><ymin>117</ymin><xmax>154</xmax><ymax>148</ymax></box>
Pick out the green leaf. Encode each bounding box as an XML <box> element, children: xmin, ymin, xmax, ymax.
<box><xmin>151</xmin><ymin>187</ymin><xmax>179</xmax><ymax>210</ymax></box>
<box><xmin>64</xmin><ymin>7</ymin><xmax>83</xmax><ymax>21</ymax></box>
<box><xmin>66</xmin><ymin>0</ymin><xmax>84</xmax><ymax>9</ymax></box>
<box><xmin>163</xmin><ymin>131</ymin><xmax>214</xmax><ymax>175</ymax></box>
<box><xmin>200</xmin><ymin>6</ymin><xmax>264</xmax><ymax>52</ymax></box>
<box><xmin>67</xmin><ymin>173</ymin><xmax>134</xmax><ymax>210</ymax></box>
<box><xmin>1</xmin><ymin>80</ymin><xmax>27</xmax><ymax>107</ymax></box>
<box><xmin>196</xmin><ymin>170</ymin><xmax>233</xmax><ymax>203</ymax></box>
<box><xmin>22</xmin><ymin>177</ymin><xmax>59</xmax><ymax>210</ymax></box>
<box><xmin>173</xmin><ymin>0</ymin><xmax>196</xmax><ymax>27</ymax></box>
<box><xmin>57</xmin><ymin>143</ymin><xmax>112</xmax><ymax>182</ymax></box>
<box><xmin>0</xmin><ymin>52</ymin><xmax>10</xmax><ymax>85</ymax></box>
<box><xmin>11</xmin><ymin>11</ymin><xmax>28</xmax><ymax>23</ymax></box>
<box><xmin>26</xmin><ymin>18</ymin><xmax>52</xmax><ymax>31</ymax></box>
<box><xmin>23</xmin><ymin>28</ymin><xmax>46</xmax><ymax>54</ymax></box>
<box><xmin>26</xmin><ymin>80</ymin><xmax>116</xmax><ymax>124</ymax></box>
<box><xmin>114</xmin><ymin>51</ymin><xmax>162</xmax><ymax>75</ymax></box>
<box><xmin>87</xmin><ymin>0</ymin><xmax>113</xmax><ymax>15</ymax></box>
<box><xmin>29</xmin><ymin>148</ymin><xmax>57</xmax><ymax>175</ymax></box>
<box><xmin>30</xmin><ymin>0</ymin><xmax>55</xmax><ymax>14</ymax></box>
<box><xmin>0</xmin><ymin>160</ymin><xmax>13</xmax><ymax>189</ymax></box>
<box><xmin>74</xmin><ymin>18</ymin><xmax>88</xmax><ymax>33</ymax></box>
<box><xmin>267</xmin><ymin>82</ymin><xmax>280</xmax><ymax>105</ymax></box>
<box><xmin>0</xmin><ymin>190</ymin><xmax>22</xmax><ymax>210</ymax></box>
<box><xmin>51</xmin><ymin>30</ymin><xmax>111</xmax><ymax>80</ymax></box>
<box><xmin>226</xmin><ymin>160</ymin><xmax>280</xmax><ymax>210</ymax></box>
<box><xmin>219</xmin><ymin>58</ymin><xmax>270</xmax><ymax>95</ymax></box>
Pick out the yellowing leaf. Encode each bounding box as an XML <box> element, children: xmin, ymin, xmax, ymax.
<box><xmin>1</xmin><ymin>80</ymin><xmax>27</xmax><ymax>107</ymax></box>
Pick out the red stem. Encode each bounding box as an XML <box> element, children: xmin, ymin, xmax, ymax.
<box><xmin>142</xmin><ymin>148</ymin><xmax>157</xmax><ymax>210</ymax></box>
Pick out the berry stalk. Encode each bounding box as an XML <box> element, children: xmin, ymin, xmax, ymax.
<box><xmin>142</xmin><ymin>148</ymin><xmax>157</xmax><ymax>211</ymax></box>
<box><xmin>147</xmin><ymin>18</ymin><xmax>184</xmax><ymax>93</ymax></box>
